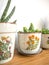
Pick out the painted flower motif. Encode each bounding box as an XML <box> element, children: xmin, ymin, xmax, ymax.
<box><xmin>28</xmin><ymin>36</ymin><xmax>32</xmax><ymax>39</ymax></box>
<box><xmin>26</xmin><ymin>35</ymin><xmax>39</xmax><ymax>50</ymax></box>
<box><xmin>47</xmin><ymin>40</ymin><xmax>49</xmax><ymax>44</ymax></box>
<box><xmin>4</xmin><ymin>51</ymin><xmax>11</xmax><ymax>59</ymax></box>
<box><xmin>0</xmin><ymin>52</ymin><xmax>3</xmax><ymax>55</ymax></box>
<box><xmin>0</xmin><ymin>36</ymin><xmax>11</xmax><ymax>60</ymax></box>
<box><xmin>35</xmin><ymin>36</ymin><xmax>39</xmax><ymax>41</ymax></box>
<box><xmin>0</xmin><ymin>48</ymin><xmax>2</xmax><ymax>52</ymax></box>
<box><xmin>1</xmin><ymin>36</ymin><xmax>7</xmax><ymax>40</ymax></box>
<box><xmin>0</xmin><ymin>42</ymin><xmax>2</xmax><ymax>46</ymax></box>
<box><xmin>6</xmin><ymin>39</ymin><xmax>10</xmax><ymax>43</ymax></box>
<box><xmin>9</xmin><ymin>46</ymin><xmax>11</xmax><ymax>49</ymax></box>
<box><xmin>31</xmin><ymin>35</ymin><xmax>35</xmax><ymax>39</ymax></box>
<box><xmin>26</xmin><ymin>41</ymin><xmax>30</xmax><ymax>45</ymax></box>
<box><xmin>28</xmin><ymin>35</ymin><xmax>35</xmax><ymax>39</ymax></box>
<box><xmin>32</xmin><ymin>40</ymin><xmax>34</xmax><ymax>44</ymax></box>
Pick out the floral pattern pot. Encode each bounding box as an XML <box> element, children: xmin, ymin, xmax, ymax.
<box><xmin>18</xmin><ymin>32</ymin><xmax>41</xmax><ymax>54</ymax></box>
<box><xmin>41</xmin><ymin>34</ymin><xmax>49</xmax><ymax>49</ymax></box>
<box><xmin>0</xmin><ymin>23</ymin><xmax>16</xmax><ymax>64</ymax></box>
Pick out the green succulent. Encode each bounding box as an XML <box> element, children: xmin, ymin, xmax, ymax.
<box><xmin>29</xmin><ymin>23</ymin><xmax>34</xmax><ymax>32</ymax></box>
<box><xmin>35</xmin><ymin>29</ymin><xmax>41</xmax><ymax>32</ymax></box>
<box><xmin>42</xmin><ymin>28</ymin><xmax>49</xmax><ymax>34</ymax></box>
<box><xmin>20</xmin><ymin>23</ymin><xmax>41</xmax><ymax>33</ymax></box>
<box><xmin>0</xmin><ymin>0</ymin><xmax>16</xmax><ymax>23</ymax></box>
<box><xmin>23</xmin><ymin>27</ymin><xmax>29</xmax><ymax>32</ymax></box>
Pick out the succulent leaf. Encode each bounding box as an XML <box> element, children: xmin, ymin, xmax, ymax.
<box><xmin>3</xmin><ymin>6</ymin><xmax>15</xmax><ymax>22</ymax></box>
<box><xmin>29</xmin><ymin>23</ymin><xmax>34</xmax><ymax>32</ymax></box>
<box><xmin>1</xmin><ymin>0</ymin><xmax>11</xmax><ymax>22</ymax></box>
<box><xmin>23</xmin><ymin>27</ymin><xmax>28</xmax><ymax>32</ymax></box>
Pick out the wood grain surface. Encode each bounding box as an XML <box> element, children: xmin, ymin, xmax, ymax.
<box><xmin>1</xmin><ymin>49</ymin><xmax>49</xmax><ymax>65</ymax></box>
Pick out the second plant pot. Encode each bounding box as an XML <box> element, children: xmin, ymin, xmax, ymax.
<box><xmin>41</xmin><ymin>34</ymin><xmax>49</xmax><ymax>49</ymax></box>
<box><xmin>18</xmin><ymin>32</ymin><xmax>42</xmax><ymax>54</ymax></box>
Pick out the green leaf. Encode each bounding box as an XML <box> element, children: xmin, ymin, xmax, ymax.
<box><xmin>35</xmin><ymin>29</ymin><xmax>41</xmax><ymax>32</ymax></box>
<box><xmin>3</xmin><ymin>6</ymin><xmax>15</xmax><ymax>22</ymax></box>
<box><xmin>47</xmin><ymin>40</ymin><xmax>49</xmax><ymax>44</ymax></box>
<box><xmin>23</xmin><ymin>27</ymin><xmax>28</xmax><ymax>32</ymax></box>
<box><xmin>42</xmin><ymin>28</ymin><xmax>49</xmax><ymax>34</ymax></box>
<box><xmin>1</xmin><ymin>0</ymin><xmax>11</xmax><ymax>22</ymax></box>
<box><xmin>29</xmin><ymin>23</ymin><xmax>34</xmax><ymax>32</ymax></box>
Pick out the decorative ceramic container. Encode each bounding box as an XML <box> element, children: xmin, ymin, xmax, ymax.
<box><xmin>18</xmin><ymin>32</ymin><xmax>41</xmax><ymax>54</ymax></box>
<box><xmin>0</xmin><ymin>23</ymin><xmax>16</xmax><ymax>64</ymax></box>
<box><xmin>42</xmin><ymin>34</ymin><xmax>49</xmax><ymax>49</ymax></box>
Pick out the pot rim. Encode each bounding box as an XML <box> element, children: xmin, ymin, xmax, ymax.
<box><xmin>0</xmin><ymin>22</ymin><xmax>16</xmax><ymax>33</ymax></box>
<box><xmin>42</xmin><ymin>34</ymin><xmax>48</xmax><ymax>35</ymax></box>
<box><xmin>18</xmin><ymin>32</ymin><xmax>41</xmax><ymax>34</ymax></box>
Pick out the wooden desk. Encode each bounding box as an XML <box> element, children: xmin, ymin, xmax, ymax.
<box><xmin>1</xmin><ymin>49</ymin><xmax>49</xmax><ymax>65</ymax></box>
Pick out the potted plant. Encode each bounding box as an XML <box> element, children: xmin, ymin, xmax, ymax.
<box><xmin>18</xmin><ymin>23</ymin><xmax>42</xmax><ymax>54</ymax></box>
<box><xmin>41</xmin><ymin>28</ymin><xmax>49</xmax><ymax>49</ymax></box>
<box><xmin>0</xmin><ymin>0</ymin><xmax>16</xmax><ymax>64</ymax></box>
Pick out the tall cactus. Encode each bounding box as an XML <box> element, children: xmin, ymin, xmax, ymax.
<box><xmin>1</xmin><ymin>0</ymin><xmax>11</xmax><ymax>22</ymax></box>
<box><xmin>3</xmin><ymin>6</ymin><xmax>15</xmax><ymax>22</ymax></box>
<box><xmin>0</xmin><ymin>0</ymin><xmax>16</xmax><ymax>22</ymax></box>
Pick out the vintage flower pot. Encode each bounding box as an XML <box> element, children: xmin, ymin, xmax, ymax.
<box><xmin>18</xmin><ymin>32</ymin><xmax>42</xmax><ymax>54</ymax></box>
<box><xmin>0</xmin><ymin>23</ymin><xmax>16</xmax><ymax>64</ymax></box>
<box><xmin>41</xmin><ymin>34</ymin><xmax>49</xmax><ymax>49</ymax></box>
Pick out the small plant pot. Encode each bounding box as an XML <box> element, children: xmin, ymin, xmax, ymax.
<box><xmin>18</xmin><ymin>32</ymin><xmax>41</xmax><ymax>54</ymax></box>
<box><xmin>0</xmin><ymin>23</ymin><xmax>16</xmax><ymax>64</ymax></box>
<box><xmin>41</xmin><ymin>34</ymin><xmax>49</xmax><ymax>49</ymax></box>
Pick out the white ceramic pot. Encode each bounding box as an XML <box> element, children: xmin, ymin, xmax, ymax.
<box><xmin>18</xmin><ymin>32</ymin><xmax>41</xmax><ymax>54</ymax></box>
<box><xmin>41</xmin><ymin>34</ymin><xmax>49</xmax><ymax>49</ymax></box>
<box><xmin>0</xmin><ymin>23</ymin><xmax>16</xmax><ymax>64</ymax></box>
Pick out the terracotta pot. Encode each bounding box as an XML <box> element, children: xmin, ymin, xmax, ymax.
<box><xmin>18</xmin><ymin>32</ymin><xmax>41</xmax><ymax>54</ymax></box>
<box><xmin>0</xmin><ymin>23</ymin><xmax>16</xmax><ymax>64</ymax></box>
<box><xmin>41</xmin><ymin>34</ymin><xmax>49</xmax><ymax>49</ymax></box>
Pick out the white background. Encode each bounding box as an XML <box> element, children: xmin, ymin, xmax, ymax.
<box><xmin>0</xmin><ymin>0</ymin><xmax>49</xmax><ymax>45</ymax></box>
